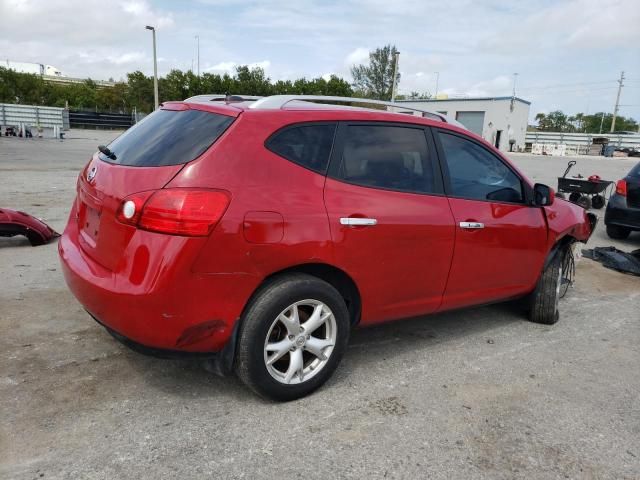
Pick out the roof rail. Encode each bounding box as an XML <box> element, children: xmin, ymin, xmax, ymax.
<box><xmin>185</xmin><ymin>94</ymin><xmax>264</xmax><ymax>103</ymax></box>
<box><xmin>247</xmin><ymin>95</ymin><xmax>467</xmax><ymax>130</ymax></box>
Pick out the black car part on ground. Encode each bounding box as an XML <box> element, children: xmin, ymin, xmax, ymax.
<box><xmin>582</xmin><ymin>247</ymin><xmax>640</xmax><ymax>277</ymax></box>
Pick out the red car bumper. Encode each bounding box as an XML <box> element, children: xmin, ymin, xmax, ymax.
<box><xmin>0</xmin><ymin>208</ymin><xmax>59</xmax><ymax>245</ymax></box>
<box><xmin>58</xmin><ymin>212</ymin><xmax>259</xmax><ymax>354</ymax></box>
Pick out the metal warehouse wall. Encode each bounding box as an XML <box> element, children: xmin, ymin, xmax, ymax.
<box><xmin>0</xmin><ymin>103</ymin><xmax>65</xmax><ymax>129</ymax></box>
<box><xmin>391</xmin><ymin>98</ymin><xmax>530</xmax><ymax>152</ymax></box>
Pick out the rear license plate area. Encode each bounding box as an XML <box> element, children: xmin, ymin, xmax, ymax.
<box><xmin>79</xmin><ymin>201</ymin><xmax>101</xmax><ymax>243</ymax></box>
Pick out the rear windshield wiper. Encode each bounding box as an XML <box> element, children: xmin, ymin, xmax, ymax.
<box><xmin>98</xmin><ymin>145</ymin><xmax>117</xmax><ymax>160</ymax></box>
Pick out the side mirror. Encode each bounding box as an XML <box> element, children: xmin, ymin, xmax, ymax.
<box><xmin>533</xmin><ymin>183</ymin><xmax>555</xmax><ymax>206</ymax></box>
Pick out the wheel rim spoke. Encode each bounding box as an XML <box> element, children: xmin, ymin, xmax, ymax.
<box><xmin>300</xmin><ymin>304</ymin><xmax>331</xmax><ymax>335</ymax></box>
<box><xmin>279</xmin><ymin>305</ymin><xmax>300</xmax><ymax>336</ymax></box>
<box><xmin>265</xmin><ymin>338</ymin><xmax>293</xmax><ymax>366</ymax></box>
<box><xmin>304</xmin><ymin>336</ymin><xmax>333</xmax><ymax>360</ymax></box>
<box><xmin>284</xmin><ymin>348</ymin><xmax>304</xmax><ymax>384</ymax></box>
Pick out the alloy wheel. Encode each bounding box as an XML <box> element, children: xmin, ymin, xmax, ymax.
<box><xmin>263</xmin><ymin>300</ymin><xmax>337</xmax><ymax>385</ymax></box>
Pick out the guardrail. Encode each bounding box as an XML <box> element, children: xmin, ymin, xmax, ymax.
<box><xmin>525</xmin><ymin>131</ymin><xmax>640</xmax><ymax>149</ymax></box>
<box><xmin>68</xmin><ymin>111</ymin><xmax>133</xmax><ymax>129</ymax></box>
<box><xmin>0</xmin><ymin>103</ymin><xmax>65</xmax><ymax>129</ymax></box>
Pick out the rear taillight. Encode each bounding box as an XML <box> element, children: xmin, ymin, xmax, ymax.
<box><xmin>616</xmin><ymin>179</ymin><xmax>627</xmax><ymax>196</ymax></box>
<box><xmin>117</xmin><ymin>189</ymin><xmax>230</xmax><ymax>236</ymax></box>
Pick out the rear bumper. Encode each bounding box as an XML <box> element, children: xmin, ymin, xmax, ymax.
<box><xmin>59</xmin><ymin>212</ymin><xmax>259</xmax><ymax>353</ymax></box>
<box><xmin>605</xmin><ymin>194</ymin><xmax>640</xmax><ymax>230</ymax></box>
<box><xmin>90</xmin><ymin>312</ymin><xmax>237</xmax><ymax>376</ymax></box>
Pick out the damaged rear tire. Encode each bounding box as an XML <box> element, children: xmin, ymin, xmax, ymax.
<box><xmin>528</xmin><ymin>250</ymin><xmax>564</xmax><ymax>325</ymax></box>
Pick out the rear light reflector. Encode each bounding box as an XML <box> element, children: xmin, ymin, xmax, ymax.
<box><xmin>616</xmin><ymin>179</ymin><xmax>627</xmax><ymax>196</ymax></box>
<box><xmin>116</xmin><ymin>191</ymin><xmax>155</xmax><ymax>226</ymax></box>
<box><xmin>117</xmin><ymin>189</ymin><xmax>230</xmax><ymax>236</ymax></box>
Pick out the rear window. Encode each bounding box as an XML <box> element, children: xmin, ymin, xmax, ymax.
<box><xmin>99</xmin><ymin>109</ymin><xmax>234</xmax><ymax>167</ymax></box>
<box><xmin>629</xmin><ymin>162</ymin><xmax>640</xmax><ymax>178</ymax></box>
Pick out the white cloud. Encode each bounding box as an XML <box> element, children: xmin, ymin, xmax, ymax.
<box><xmin>344</xmin><ymin>48</ymin><xmax>370</xmax><ymax>67</ymax></box>
<box><xmin>0</xmin><ymin>0</ymin><xmax>637</xmax><ymax>119</ymax></box>
<box><xmin>478</xmin><ymin>0</ymin><xmax>640</xmax><ymax>53</ymax></box>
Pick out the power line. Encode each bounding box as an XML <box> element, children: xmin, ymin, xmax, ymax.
<box><xmin>522</xmin><ymin>86</ymin><xmax>618</xmax><ymax>95</ymax></box>
<box><xmin>518</xmin><ymin>80</ymin><xmax>617</xmax><ymax>91</ymax></box>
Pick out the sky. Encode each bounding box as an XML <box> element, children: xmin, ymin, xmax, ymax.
<box><xmin>1</xmin><ymin>0</ymin><xmax>639</xmax><ymax>121</ymax></box>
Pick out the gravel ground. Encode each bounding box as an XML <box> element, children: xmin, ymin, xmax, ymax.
<box><xmin>1</xmin><ymin>131</ymin><xmax>639</xmax><ymax>480</ymax></box>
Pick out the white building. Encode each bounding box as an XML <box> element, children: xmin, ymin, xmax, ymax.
<box><xmin>392</xmin><ymin>96</ymin><xmax>531</xmax><ymax>152</ymax></box>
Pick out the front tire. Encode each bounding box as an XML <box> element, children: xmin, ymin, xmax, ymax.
<box><xmin>236</xmin><ymin>274</ymin><xmax>350</xmax><ymax>401</ymax></box>
<box><xmin>528</xmin><ymin>251</ymin><xmax>564</xmax><ymax>325</ymax></box>
<box><xmin>606</xmin><ymin>224</ymin><xmax>631</xmax><ymax>239</ymax></box>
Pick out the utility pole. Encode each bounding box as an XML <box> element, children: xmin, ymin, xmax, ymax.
<box><xmin>599</xmin><ymin>111</ymin><xmax>605</xmax><ymax>134</ymax></box>
<box><xmin>434</xmin><ymin>71</ymin><xmax>439</xmax><ymax>98</ymax></box>
<box><xmin>145</xmin><ymin>25</ymin><xmax>159</xmax><ymax>110</ymax></box>
<box><xmin>391</xmin><ymin>51</ymin><xmax>400</xmax><ymax>103</ymax></box>
<box><xmin>610</xmin><ymin>71</ymin><xmax>624</xmax><ymax>132</ymax></box>
<box><xmin>195</xmin><ymin>35</ymin><xmax>200</xmax><ymax>77</ymax></box>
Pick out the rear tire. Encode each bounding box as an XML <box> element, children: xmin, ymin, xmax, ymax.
<box><xmin>235</xmin><ymin>274</ymin><xmax>350</xmax><ymax>401</ymax></box>
<box><xmin>568</xmin><ymin>192</ymin><xmax>581</xmax><ymax>203</ymax></box>
<box><xmin>606</xmin><ymin>224</ymin><xmax>631</xmax><ymax>239</ymax></box>
<box><xmin>576</xmin><ymin>195</ymin><xmax>591</xmax><ymax>210</ymax></box>
<box><xmin>528</xmin><ymin>251</ymin><xmax>564</xmax><ymax>325</ymax></box>
<box><xmin>591</xmin><ymin>194</ymin><xmax>605</xmax><ymax>209</ymax></box>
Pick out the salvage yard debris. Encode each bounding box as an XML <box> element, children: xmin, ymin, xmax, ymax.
<box><xmin>582</xmin><ymin>246</ymin><xmax>640</xmax><ymax>277</ymax></box>
<box><xmin>0</xmin><ymin>208</ymin><xmax>59</xmax><ymax>246</ymax></box>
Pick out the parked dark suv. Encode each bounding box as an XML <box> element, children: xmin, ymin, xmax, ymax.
<box><xmin>605</xmin><ymin>161</ymin><xmax>640</xmax><ymax>239</ymax></box>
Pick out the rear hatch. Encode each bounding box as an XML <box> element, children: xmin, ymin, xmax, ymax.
<box><xmin>626</xmin><ymin>163</ymin><xmax>640</xmax><ymax>209</ymax></box>
<box><xmin>76</xmin><ymin>104</ymin><xmax>236</xmax><ymax>270</ymax></box>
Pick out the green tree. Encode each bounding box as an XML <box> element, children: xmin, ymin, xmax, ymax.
<box><xmin>235</xmin><ymin>66</ymin><xmax>271</xmax><ymax>96</ymax></box>
<box><xmin>325</xmin><ymin>75</ymin><xmax>353</xmax><ymax>96</ymax></box>
<box><xmin>581</xmin><ymin>112</ymin><xmax>637</xmax><ymax>133</ymax></box>
<box><xmin>0</xmin><ymin>65</ymin><xmax>355</xmax><ymax>114</ymax></box>
<box><xmin>350</xmin><ymin>44</ymin><xmax>400</xmax><ymax>100</ymax></box>
<box><xmin>535</xmin><ymin>110</ymin><xmax>638</xmax><ymax>133</ymax></box>
<box><xmin>125</xmin><ymin>71</ymin><xmax>154</xmax><ymax>112</ymax></box>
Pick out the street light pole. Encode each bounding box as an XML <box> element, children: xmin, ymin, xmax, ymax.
<box><xmin>391</xmin><ymin>51</ymin><xmax>400</xmax><ymax>103</ymax></box>
<box><xmin>195</xmin><ymin>35</ymin><xmax>200</xmax><ymax>77</ymax></box>
<box><xmin>146</xmin><ymin>25</ymin><xmax>159</xmax><ymax>110</ymax></box>
<box><xmin>434</xmin><ymin>71</ymin><xmax>439</xmax><ymax>98</ymax></box>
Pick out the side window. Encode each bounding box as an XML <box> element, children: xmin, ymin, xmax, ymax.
<box><xmin>266</xmin><ymin>123</ymin><xmax>337</xmax><ymax>174</ymax></box>
<box><xmin>338</xmin><ymin>125</ymin><xmax>435</xmax><ymax>194</ymax></box>
<box><xmin>438</xmin><ymin>132</ymin><xmax>524</xmax><ymax>203</ymax></box>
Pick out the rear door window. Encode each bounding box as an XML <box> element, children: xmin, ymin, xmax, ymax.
<box><xmin>99</xmin><ymin>109</ymin><xmax>234</xmax><ymax>167</ymax></box>
<box><xmin>336</xmin><ymin>124</ymin><xmax>436</xmax><ymax>194</ymax></box>
<box><xmin>438</xmin><ymin>131</ymin><xmax>524</xmax><ymax>203</ymax></box>
<box><xmin>266</xmin><ymin>123</ymin><xmax>337</xmax><ymax>174</ymax></box>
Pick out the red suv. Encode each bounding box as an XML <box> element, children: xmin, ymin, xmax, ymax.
<box><xmin>59</xmin><ymin>95</ymin><xmax>596</xmax><ymax>400</ymax></box>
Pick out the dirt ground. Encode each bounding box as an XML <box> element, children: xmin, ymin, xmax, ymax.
<box><xmin>1</xmin><ymin>131</ymin><xmax>639</xmax><ymax>479</ymax></box>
